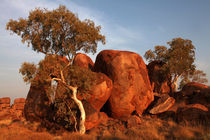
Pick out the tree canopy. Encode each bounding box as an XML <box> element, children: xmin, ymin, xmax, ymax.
<box><xmin>6</xmin><ymin>5</ymin><xmax>105</xmax><ymax>60</ymax></box>
<box><xmin>144</xmin><ymin>37</ymin><xmax>197</xmax><ymax>91</ymax></box>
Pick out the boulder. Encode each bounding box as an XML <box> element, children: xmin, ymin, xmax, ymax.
<box><xmin>14</xmin><ymin>98</ymin><xmax>25</xmax><ymax>104</ymax></box>
<box><xmin>0</xmin><ymin>104</ymin><xmax>10</xmax><ymax>110</ymax></box>
<box><xmin>149</xmin><ymin>94</ymin><xmax>175</xmax><ymax>114</ymax></box>
<box><xmin>181</xmin><ymin>82</ymin><xmax>209</xmax><ymax>96</ymax></box>
<box><xmin>24</xmin><ymin>84</ymin><xmax>51</xmax><ymax>122</ymax></box>
<box><xmin>83</xmin><ymin>100</ymin><xmax>108</xmax><ymax>130</ymax></box>
<box><xmin>13</xmin><ymin>98</ymin><xmax>26</xmax><ymax>111</ymax></box>
<box><xmin>94</xmin><ymin>50</ymin><xmax>154</xmax><ymax>120</ymax></box>
<box><xmin>85</xmin><ymin>73</ymin><xmax>112</xmax><ymax>111</ymax></box>
<box><xmin>0</xmin><ymin>97</ymin><xmax>10</xmax><ymax>104</ymax></box>
<box><xmin>147</xmin><ymin>61</ymin><xmax>172</xmax><ymax>94</ymax></box>
<box><xmin>179</xmin><ymin>82</ymin><xmax>210</xmax><ymax>108</ymax></box>
<box><xmin>12</xmin><ymin>103</ymin><xmax>25</xmax><ymax>110</ymax></box>
<box><xmin>176</xmin><ymin>104</ymin><xmax>210</xmax><ymax>125</ymax></box>
<box><xmin>72</xmin><ymin>53</ymin><xmax>94</xmax><ymax>70</ymax></box>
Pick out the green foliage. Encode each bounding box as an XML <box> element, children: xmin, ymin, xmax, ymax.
<box><xmin>37</xmin><ymin>54</ymin><xmax>68</xmax><ymax>83</ymax></box>
<box><xmin>6</xmin><ymin>5</ymin><xmax>105</xmax><ymax>59</ymax></box>
<box><xmin>144</xmin><ymin>46</ymin><xmax>168</xmax><ymax>63</ymax></box>
<box><xmin>167</xmin><ymin>38</ymin><xmax>196</xmax><ymax>77</ymax></box>
<box><xmin>63</xmin><ymin>65</ymin><xmax>97</xmax><ymax>95</ymax></box>
<box><xmin>144</xmin><ymin>38</ymin><xmax>196</xmax><ymax>85</ymax></box>
<box><xmin>19</xmin><ymin>62</ymin><xmax>37</xmax><ymax>84</ymax></box>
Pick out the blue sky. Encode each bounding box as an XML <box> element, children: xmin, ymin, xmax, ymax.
<box><xmin>0</xmin><ymin>0</ymin><xmax>210</xmax><ymax>100</ymax></box>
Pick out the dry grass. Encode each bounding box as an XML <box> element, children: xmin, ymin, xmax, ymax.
<box><xmin>123</xmin><ymin>117</ymin><xmax>209</xmax><ymax>140</ymax></box>
<box><xmin>0</xmin><ymin>117</ymin><xmax>209</xmax><ymax>140</ymax></box>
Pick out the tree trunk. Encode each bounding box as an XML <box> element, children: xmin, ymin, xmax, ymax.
<box><xmin>70</xmin><ymin>86</ymin><xmax>86</xmax><ymax>134</ymax></box>
<box><xmin>51</xmin><ymin>78</ymin><xmax>86</xmax><ymax>134</ymax></box>
<box><xmin>172</xmin><ymin>76</ymin><xmax>179</xmax><ymax>92</ymax></box>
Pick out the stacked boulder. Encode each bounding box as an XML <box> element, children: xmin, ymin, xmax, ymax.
<box><xmin>12</xmin><ymin>98</ymin><xmax>25</xmax><ymax>111</ymax></box>
<box><xmin>157</xmin><ymin>82</ymin><xmax>210</xmax><ymax>126</ymax></box>
<box><xmin>0</xmin><ymin>97</ymin><xmax>10</xmax><ymax>110</ymax></box>
<box><xmin>24</xmin><ymin>50</ymin><xmax>154</xmax><ymax>130</ymax></box>
<box><xmin>0</xmin><ymin>97</ymin><xmax>26</xmax><ymax>120</ymax></box>
<box><xmin>94</xmin><ymin>50</ymin><xmax>154</xmax><ymax>120</ymax></box>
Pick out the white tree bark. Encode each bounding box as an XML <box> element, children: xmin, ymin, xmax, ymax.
<box><xmin>70</xmin><ymin>86</ymin><xmax>86</xmax><ymax>134</ymax></box>
<box><xmin>172</xmin><ymin>75</ymin><xmax>179</xmax><ymax>92</ymax></box>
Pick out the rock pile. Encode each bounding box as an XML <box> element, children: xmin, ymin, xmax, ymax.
<box><xmin>0</xmin><ymin>97</ymin><xmax>26</xmax><ymax>121</ymax></box>
<box><xmin>94</xmin><ymin>50</ymin><xmax>154</xmax><ymax>120</ymax></box>
<box><xmin>0</xmin><ymin>97</ymin><xmax>10</xmax><ymax>111</ymax></box>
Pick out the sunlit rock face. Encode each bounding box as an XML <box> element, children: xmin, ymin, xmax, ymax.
<box><xmin>94</xmin><ymin>50</ymin><xmax>154</xmax><ymax>120</ymax></box>
<box><xmin>72</xmin><ymin>53</ymin><xmax>94</xmax><ymax>71</ymax></box>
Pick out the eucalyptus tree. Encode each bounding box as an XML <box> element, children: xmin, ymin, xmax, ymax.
<box><xmin>7</xmin><ymin>5</ymin><xmax>105</xmax><ymax>134</ymax></box>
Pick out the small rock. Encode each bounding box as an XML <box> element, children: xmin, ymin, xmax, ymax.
<box><xmin>149</xmin><ymin>95</ymin><xmax>175</xmax><ymax>114</ymax></box>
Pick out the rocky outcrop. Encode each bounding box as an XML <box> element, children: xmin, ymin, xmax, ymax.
<box><xmin>94</xmin><ymin>50</ymin><xmax>154</xmax><ymax>120</ymax></box>
<box><xmin>0</xmin><ymin>97</ymin><xmax>25</xmax><ymax>121</ymax></box>
<box><xmin>157</xmin><ymin>82</ymin><xmax>210</xmax><ymax>125</ymax></box>
<box><xmin>72</xmin><ymin>53</ymin><xmax>94</xmax><ymax>70</ymax></box>
<box><xmin>147</xmin><ymin>61</ymin><xmax>172</xmax><ymax>94</ymax></box>
<box><xmin>0</xmin><ymin>97</ymin><xmax>10</xmax><ymax>110</ymax></box>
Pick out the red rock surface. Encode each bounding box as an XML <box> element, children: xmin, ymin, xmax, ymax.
<box><xmin>83</xmin><ymin>100</ymin><xmax>108</xmax><ymax>130</ymax></box>
<box><xmin>147</xmin><ymin>61</ymin><xmax>172</xmax><ymax>94</ymax></box>
<box><xmin>85</xmin><ymin>73</ymin><xmax>112</xmax><ymax>111</ymax></box>
<box><xmin>126</xmin><ymin>115</ymin><xmax>142</xmax><ymax>128</ymax></box>
<box><xmin>176</xmin><ymin>104</ymin><xmax>210</xmax><ymax>125</ymax></box>
<box><xmin>24</xmin><ymin>84</ymin><xmax>50</xmax><ymax>122</ymax></box>
<box><xmin>72</xmin><ymin>53</ymin><xmax>94</xmax><ymax>70</ymax></box>
<box><xmin>94</xmin><ymin>50</ymin><xmax>154</xmax><ymax>120</ymax></box>
<box><xmin>149</xmin><ymin>95</ymin><xmax>175</xmax><ymax>114</ymax></box>
<box><xmin>14</xmin><ymin>98</ymin><xmax>25</xmax><ymax>104</ymax></box>
<box><xmin>0</xmin><ymin>97</ymin><xmax>11</xmax><ymax>111</ymax></box>
<box><xmin>0</xmin><ymin>97</ymin><xmax>10</xmax><ymax>104</ymax></box>
<box><xmin>181</xmin><ymin>82</ymin><xmax>209</xmax><ymax>96</ymax></box>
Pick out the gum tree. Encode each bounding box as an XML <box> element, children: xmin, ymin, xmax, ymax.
<box><xmin>144</xmin><ymin>38</ymin><xmax>196</xmax><ymax>92</ymax></box>
<box><xmin>7</xmin><ymin>5</ymin><xmax>105</xmax><ymax>134</ymax></box>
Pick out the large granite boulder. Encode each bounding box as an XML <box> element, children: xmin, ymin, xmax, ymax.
<box><xmin>85</xmin><ymin>73</ymin><xmax>112</xmax><ymax>111</ymax></box>
<box><xmin>24</xmin><ymin>84</ymin><xmax>51</xmax><ymax>122</ymax></box>
<box><xmin>147</xmin><ymin>61</ymin><xmax>172</xmax><ymax>94</ymax></box>
<box><xmin>94</xmin><ymin>50</ymin><xmax>154</xmax><ymax>120</ymax></box>
<box><xmin>72</xmin><ymin>53</ymin><xmax>94</xmax><ymax>70</ymax></box>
